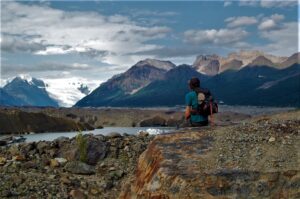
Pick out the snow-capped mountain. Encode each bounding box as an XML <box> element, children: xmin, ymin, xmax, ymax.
<box><xmin>1</xmin><ymin>75</ymin><xmax>102</xmax><ymax>107</ymax></box>
<box><xmin>43</xmin><ymin>77</ymin><xmax>101</xmax><ymax>107</ymax></box>
<box><xmin>1</xmin><ymin>75</ymin><xmax>59</xmax><ymax>107</ymax></box>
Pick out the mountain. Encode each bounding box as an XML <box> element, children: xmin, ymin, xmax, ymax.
<box><xmin>219</xmin><ymin>59</ymin><xmax>243</xmax><ymax>72</ymax></box>
<box><xmin>247</xmin><ymin>55</ymin><xmax>275</xmax><ymax>67</ymax></box>
<box><xmin>192</xmin><ymin>55</ymin><xmax>220</xmax><ymax>76</ymax></box>
<box><xmin>2</xmin><ymin>76</ymin><xmax>59</xmax><ymax>107</ymax></box>
<box><xmin>77</xmin><ymin>84</ymin><xmax>90</xmax><ymax>95</ymax></box>
<box><xmin>76</xmin><ymin>61</ymin><xmax>299</xmax><ymax>107</ymax></box>
<box><xmin>193</xmin><ymin>51</ymin><xmax>288</xmax><ymax>75</ymax></box>
<box><xmin>0</xmin><ymin>88</ymin><xmax>25</xmax><ymax>106</ymax></box>
<box><xmin>279</xmin><ymin>52</ymin><xmax>300</xmax><ymax>68</ymax></box>
<box><xmin>204</xmin><ymin>63</ymin><xmax>300</xmax><ymax>106</ymax></box>
<box><xmin>109</xmin><ymin>65</ymin><xmax>210</xmax><ymax>107</ymax></box>
<box><xmin>43</xmin><ymin>78</ymin><xmax>100</xmax><ymax>107</ymax></box>
<box><xmin>135</xmin><ymin>58</ymin><xmax>176</xmax><ymax>71</ymax></box>
<box><xmin>75</xmin><ymin>59</ymin><xmax>175</xmax><ymax>107</ymax></box>
<box><xmin>222</xmin><ymin>50</ymin><xmax>287</xmax><ymax>67</ymax></box>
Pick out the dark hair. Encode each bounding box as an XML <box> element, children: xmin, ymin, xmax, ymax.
<box><xmin>189</xmin><ymin>77</ymin><xmax>200</xmax><ymax>89</ymax></box>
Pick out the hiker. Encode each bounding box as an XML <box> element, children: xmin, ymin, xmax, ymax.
<box><xmin>185</xmin><ymin>77</ymin><xmax>217</xmax><ymax>127</ymax></box>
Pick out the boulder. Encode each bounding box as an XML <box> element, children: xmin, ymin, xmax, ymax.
<box><xmin>69</xmin><ymin>189</ymin><xmax>87</xmax><ymax>199</ymax></box>
<box><xmin>107</xmin><ymin>132</ymin><xmax>122</xmax><ymax>138</ymax></box>
<box><xmin>64</xmin><ymin>161</ymin><xmax>95</xmax><ymax>175</ymax></box>
<box><xmin>36</xmin><ymin>141</ymin><xmax>49</xmax><ymax>154</ymax></box>
<box><xmin>140</xmin><ymin>116</ymin><xmax>166</xmax><ymax>127</ymax></box>
<box><xmin>60</xmin><ymin>137</ymin><xmax>108</xmax><ymax>165</ymax></box>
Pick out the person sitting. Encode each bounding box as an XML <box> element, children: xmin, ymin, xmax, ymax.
<box><xmin>185</xmin><ymin>77</ymin><xmax>211</xmax><ymax>127</ymax></box>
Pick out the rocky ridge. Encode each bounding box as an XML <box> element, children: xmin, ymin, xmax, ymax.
<box><xmin>120</xmin><ymin>110</ymin><xmax>300</xmax><ymax>198</ymax></box>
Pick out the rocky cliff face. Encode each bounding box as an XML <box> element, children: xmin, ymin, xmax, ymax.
<box><xmin>279</xmin><ymin>52</ymin><xmax>300</xmax><ymax>68</ymax></box>
<box><xmin>120</xmin><ymin>110</ymin><xmax>300</xmax><ymax>198</ymax></box>
<box><xmin>224</xmin><ymin>50</ymin><xmax>287</xmax><ymax>67</ymax></box>
<box><xmin>219</xmin><ymin>59</ymin><xmax>243</xmax><ymax>72</ymax></box>
<box><xmin>248</xmin><ymin>55</ymin><xmax>275</xmax><ymax>67</ymax></box>
<box><xmin>193</xmin><ymin>55</ymin><xmax>220</xmax><ymax>76</ymax></box>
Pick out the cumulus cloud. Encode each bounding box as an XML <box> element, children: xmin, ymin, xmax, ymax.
<box><xmin>225</xmin><ymin>16</ymin><xmax>258</xmax><ymax>27</ymax></box>
<box><xmin>1</xmin><ymin>2</ymin><xmax>172</xmax><ymax>66</ymax></box>
<box><xmin>258</xmin><ymin>22</ymin><xmax>298</xmax><ymax>56</ymax></box>
<box><xmin>183</xmin><ymin>28</ymin><xmax>249</xmax><ymax>45</ymax></box>
<box><xmin>258</xmin><ymin>14</ymin><xmax>285</xmax><ymax>31</ymax></box>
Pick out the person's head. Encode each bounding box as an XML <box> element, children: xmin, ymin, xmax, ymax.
<box><xmin>188</xmin><ymin>77</ymin><xmax>200</xmax><ymax>90</ymax></box>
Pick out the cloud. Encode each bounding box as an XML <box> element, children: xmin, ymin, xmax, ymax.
<box><xmin>1</xmin><ymin>62</ymin><xmax>92</xmax><ymax>75</ymax></box>
<box><xmin>260</xmin><ymin>0</ymin><xmax>298</xmax><ymax>8</ymax></box>
<box><xmin>1</xmin><ymin>2</ymin><xmax>172</xmax><ymax>66</ymax></box>
<box><xmin>258</xmin><ymin>14</ymin><xmax>285</xmax><ymax>31</ymax></box>
<box><xmin>225</xmin><ymin>16</ymin><xmax>258</xmax><ymax>27</ymax></box>
<box><xmin>183</xmin><ymin>28</ymin><xmax>249</xmax><ymax>45</ymax></box>
<box><xmin>258</xmin><ymin>21</ymin><xmax>298</xmax><ymax>56</ymax></box>
<box><xmin>239</xmin><ymin>0</ymin><xmax>298</xmax><ymax>8</ymax></box>
<box><xmin>131</xmin><ymin>10</ymin><xmax>178</xmax><ymax>17</ymax></box>
<box><xmin>1</xmin><ymin>35</ymin><xmax>46</xmax><ymax>53</ymax></box>
<box><xmin>224</xmin><ymin>1</ymin><xmax>233</xmax><ymax>7</ymax></box>
<box><xmin>239</xmin><ymin>0</ymin><xmax>260</xmax><ymax>7</ymax></box>
<box><xmin>128</xmin><ymin>46</ymin><xmax>207</xmax><ymax>58</ymax></box>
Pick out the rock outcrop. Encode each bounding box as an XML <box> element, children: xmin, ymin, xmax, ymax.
<box><xmin>120</xmin><ymin>110</ymin><xmax>300</xmax><ymax>198</ymax></box>
<box><xmin>193</xmin><ymin>55</ymin><xmax>220</xmax><ymax>76</ymax></box>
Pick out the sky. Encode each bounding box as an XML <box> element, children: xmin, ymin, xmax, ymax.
<box><xmin>1</xmin><ymin>0</ymin><xmax>299</xmax><ymax>86</ymax></box>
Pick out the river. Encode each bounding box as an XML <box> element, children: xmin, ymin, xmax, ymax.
<box><xmin>22</xmin><ymin>127</ymin><xmax>175</xmax><ymax>142</ymax></box>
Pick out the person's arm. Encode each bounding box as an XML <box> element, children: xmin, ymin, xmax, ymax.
<box><xmin>185</xmin><ymin>94</ymin><xmax>192</xmax><ymax>120</ymax></box>
<box><xmin>185</xmin><ymin>106</ymin><xmax>191</xmax><ymax>120</ymax></box>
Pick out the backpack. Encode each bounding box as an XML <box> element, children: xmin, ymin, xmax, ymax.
<box><xmin>192</xmin><ymin>88</ymin><xmax>218</xmax><ymax>116</ymax></box>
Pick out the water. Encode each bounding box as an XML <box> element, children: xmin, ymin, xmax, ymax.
<box><xmin>22</xmin><ymin>127</ymin><xmax>175</xmax><ymax>142</ymax></box>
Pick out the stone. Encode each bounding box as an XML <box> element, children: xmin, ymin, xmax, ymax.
<box><xmin>60</xmin><ymin>176</ymin><xmax>72</xmax><ymax>185</ymax></box>
<box><xmin>49</xmin><ymin>174</ymin><xmax>57</xmax><ymax>179</ymax></box>
<box><xmin>90</xmin><ymin>188</ymin><xmax>99</xmax><ymax>195</ymax></box>
<box><xmin>61</xmin><ymin>137</ymin><xmax>108</xmax><ymax>165</ymax></box>
<box><xmin>36</xmin><ymin>141</ymin><xmax>49</xmax><ymax>154</ymax></box>
<box><xmin>69</xmin><ymin>189</ymin><xmax>86</xmax><ymax>199</ymax></box>
<box><xmin>0</xmin><ymin>157</ymin><xmax>6</xmax><ymax>165</ymax></box>
<box><xmin>64</xmin><ymin>161</ymin><xmax>95</xmax><ymax>175</ymax></box>
<box><xmin>107</xmin><ymin>132</ymin><xmax>122</xmax><ymax>138</ymax></box>
<box><xmin>13</xmin><ymin>155</ymin><xmax>26</xmax><ymax>161</ymax></box>
<box><xmin>138</xmin><ymin>131</ymin><xmax>149</xmax><ymax>137</ymax></box>
<box><xmin>140</xmin><ymin>116</ymin><xmax>166</xmax><ymax>127</ymax></box>
<box><xmin>55</xmin><ymin>157</ymin><xmax>67</xmax><ymax>166</ymax></box>
<box><xmin>54</xmin><ymin>136</ymin><xmax>69</xmax><ymax>142</ymax></box>
<box><xmin>268</xmin><ymin>137</ymin><xmax>276</xmax><ymax>142</ymax></box>
<box><xmin>50</xmin><ymin>159</ymin><xmax>60</xmax><ymax>168</ymax></box>
<box><xmin>23</xmin><ymin>161</ymin><xmax>37</xmax><ymax>169</ymax></box>
<box><xmin>85</xmin><ymin>137</ymin><xmax>108</xmax><ymax>165</ymax></box>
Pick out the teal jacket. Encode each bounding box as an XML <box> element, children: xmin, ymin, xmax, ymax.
<box><xmin>185</xmin><ymin>91</ymin><xmax>208</xmax><ymax>123</ymax></box>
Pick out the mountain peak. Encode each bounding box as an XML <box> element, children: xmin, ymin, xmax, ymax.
<box><xmin>192</xmin><ymin>54</ymin><xmax>220</xmax><ymax>76</ymax></box>
<box><xmin>135</xmin><ymin>58</ymin><xmax>176</xmax><ymax>71</ymax></box>
<box><xmin>248</xmin><ymin>55</ymin><xmax>275</xmax><ymax>67</ymax></box>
